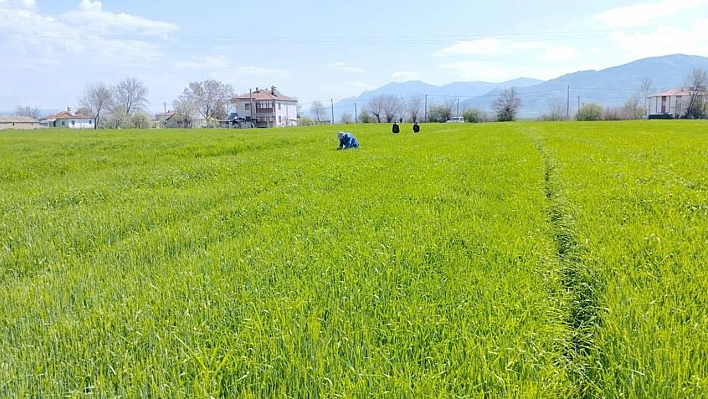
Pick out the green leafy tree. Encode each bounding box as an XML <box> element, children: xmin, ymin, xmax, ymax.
<box><xmin>577</xmin><ymin>102</ymin><xmax>604</xmax><ymax>121</ymax></box>
<box><xmin>462</xmin><ymin>108</ymin><xmax>488</xmax><ymax>123</ymax></box>
<box><xmin>131</xmin><ymin>112</ymin><xmax>151</xmax><ymax>129</ymax></box>
<box><xmin>427</xmin><ymin>104</ymin><xmax>453</xmax><ymax>123</ymax></box>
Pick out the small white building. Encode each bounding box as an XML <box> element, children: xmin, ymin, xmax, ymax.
<box><xmin>41</xmin><ymin>109</ymin><xmax>93</xmax><ymax>129</ymax></box>
<box><xmin>647</xmin><ymin>87</ymin><xmax>707</xmax><ymax>119</ymax></box>
<box><xmin>232</xmin><ymin>86</ymin><xmax>298</xmax><ymax>128</ymax></box>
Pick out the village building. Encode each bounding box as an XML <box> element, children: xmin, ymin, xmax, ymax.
<box><xmin>0</xmin><ymin>116</ymin><xmax>41</xmax><ymax>130</ymax></box>
<box><xmin>231</xmin><ymin>86</ymin><xmax>298</xmax><ymax>128</ymax></box>
<box><xmin>41</xmin><ymin>108</ymin><xmax>93</xmax><ymax>128</ymax></box>
<box><xmin>647</xmin><ymin>87</ymin><xmax>707</xmax><ymax>119</ymax></box>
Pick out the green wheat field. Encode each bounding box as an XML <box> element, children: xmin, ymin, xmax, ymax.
<box><xmin>1</xmin><ymin>121</ymin><xmax>706</xmax><ymax>398</ymax></box>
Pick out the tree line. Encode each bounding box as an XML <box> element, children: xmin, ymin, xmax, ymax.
<box><xmin>321</xmin><ymin>69</ymin><xmax>708</xmax><ymax>124</ymax></box>
<box><xmin>12</xmin><ymin>78</ymin><xmax>235</xmax><ymax>129</ymax></box>
<box><xmin>11</xmin><ymin>69</ymin><xmax>707</xmax><ymax>128</ymax></box>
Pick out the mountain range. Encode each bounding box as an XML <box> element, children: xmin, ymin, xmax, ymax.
<box><xmin>333</xmin><ymin>54</ymin><xmax>708</xmax><ymax>120</ymax></box>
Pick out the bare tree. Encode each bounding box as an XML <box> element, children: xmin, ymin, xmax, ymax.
<box><xmin>182</xmin><ymin>79</ymin><xmax>233</xmax><ymax>123</ymax></box>
<box><xmin>638</xmin><ymin>77</ymin><xmax>654</xmax><ymax>115</ymax></box>
<box><xmin>684</xmin><ymin>68</ymin><xmax>707</xmax><ymax>119</ymax></box>
<box><xmin>80</xmin><ymin>83</ymin><xmax>113</xmax><ymax>129</ymax></box>
<box><xmin>406</xmin><ymin>96</ymin><xmax>424</xmax><ymax>122</ymax></box>
<box><xmin>310</xmin><ymin>101</ymin><xmax>326</xmax><ymax>122</ymax></box>
<box><xmin>540</xmin><ymin>101</ymin><xmax>567</xmax><ymax>121</ymax></box>
<box><xmin>339</xmin><ymin>112</ymin><xmax>353</xmax><ymax>124</ymax></box>
<box><xmin>113</xmin><ymin>77</ymin><xmax>149</xmax><ymax>116</ymax></box>
<box><xmin>492</xmin><ymin>88</ymin><xmax>521</xmax><ymax>122</ymax></box>
<box><xmin>75</xmin><ymin>107</ymin><xmax>94</xmax><ymax>118</ymax></box>
<box><xmin>14</xmin><ymin>105</ymin><xmax>41</xmax><ymax>119</ymax></box>
<box><xmin>380</xmin><ymin>94</ymin><xmax>402</xmax><ymax>123</ymax></box>
<box><xmin>367</xmin><ymin>95</ymin><xmax>386</xmax><ymax>123</ymax></box>
<box><xmin>621</xmin><ymin>95</ymin><xmax>644</xmax><ymax>120</ymax></box>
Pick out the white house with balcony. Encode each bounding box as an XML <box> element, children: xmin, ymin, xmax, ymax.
<box><xmin>231</xmin><ymin>86</ymin><xmax>298</xmax><ymax>128</ymax></box>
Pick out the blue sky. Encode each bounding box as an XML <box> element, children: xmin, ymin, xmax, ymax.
<box><xmin>1</xmin><ymin>0</ymin><xmax>707</xmax><ymax>114</ymax></box>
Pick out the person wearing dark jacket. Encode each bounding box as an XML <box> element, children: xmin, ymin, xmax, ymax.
<box><xmin>413</xmin><ymin>122</ymin><xmax>420</xmax><ymax>133</ymax></box>
<box><xmin>337</xmin><ymin>131</ymin><xmax>359</xmax><ymax>150</ymax></box>
<box><xmin>392</xmin><ymin>122</ymin><xmax>400</xmax><ymax>133</ymax></box>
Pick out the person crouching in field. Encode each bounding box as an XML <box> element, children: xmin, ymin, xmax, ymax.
<box><xmin>337</xmin><ymin>131</ymin><xmax>359</xmax><ymax>150</ymax></box>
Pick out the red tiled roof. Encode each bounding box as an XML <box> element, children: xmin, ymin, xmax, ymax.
<box><xmin>233</xmin><ymin>88</ymin><xmax>297</xmax><ymax>102</ymax></box>
<box><xmin>43</xmin><ymin>111</ymin><xmax>91</xmax><ymax>120</ymax></box>
<box><xmin>649</xmin><ymin>87</ymin><xmax>706</xmax><ymax>97</ymax></box>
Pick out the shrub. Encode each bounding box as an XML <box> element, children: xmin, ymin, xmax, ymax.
<box><xmin>462</xmin><ymin>108</ymin><xmax>488</xmax><ymax>123</ymax></box>
<box><xmin>577</xmin><ymin>102</ymin><xmax>604</xmax><ymax>121</ymax></box>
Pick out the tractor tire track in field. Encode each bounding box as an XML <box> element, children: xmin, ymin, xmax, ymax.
<box><xmin>532</xmin><ymin>135</ymin><xmax>604</xmax><ymax>398</ymax></box>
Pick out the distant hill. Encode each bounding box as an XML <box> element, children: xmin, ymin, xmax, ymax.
<box><xmin>462</xmin><ymin>54</ymin><xmax>708</xmax><ymax>118</ymax></box>
<box><xmin>332</xmin><ymin>78</ymin><xmax>542</xmax><ymax>120</ymax></box>
<box><xmin>332</xmin><ymin>54</ymin><xmax>708</xmax><ymax>120</ymax></box>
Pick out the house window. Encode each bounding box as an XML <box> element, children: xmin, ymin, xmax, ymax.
<box><xmin>245</xmin><ymin>103</ymin><xmax>251</xmax><ymax>111</ymax></box>
<box><xmin>278</xmin><ymin>103</ymin><xmax>281</xmax><ymax>110</ymax></box>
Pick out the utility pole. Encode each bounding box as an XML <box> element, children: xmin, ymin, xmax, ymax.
<box><xmin>330</xmin><ymin>99</ymin><xmax>334</xmax><ymax>124</ymax></box>
<box><xmin>354</xmin><ymin>102</ymin><xmax>358</xmax><ymax>123</ymax></box>
<box><xmin>456</xmin><ymin>96</ymin><xmax>460</xmax><ymax>118</ymax></box>
<box><xmin>577</xmin><ymin>96</ymin><xmax>581</xmax><ymax>119</ymax></box>
<box><xmin>424</xmin><ymin>94</ymin><xmax>428</xmax><ymax>123</ymax></box>
<box><xmin>566</xmin><ymin>85</ymin><xmax>570</xmax><ymax>120</ymax></box>
<box><xmin>249</xmin><ymin>89</ymin><xmax>253</xmax><ymax>127</ymax></box>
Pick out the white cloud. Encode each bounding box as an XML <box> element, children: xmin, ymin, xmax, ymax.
<box><xmin>63</xmin><ymin>1</ymin><xmax>178</xmax><ymax>37</ymax></box>
<box><xmin>0</xmin><ymin>0</ymin><xmax>35</xmax><ymax>8</ymax></box>
<box><xmin>594</xmin><ymin>0</ymin><xmax>708</xmax><ymax>28</ymax></box>
<box><xmin>79</xmin><ymin>0</ymin><xmax>101</xmax><ymax>12</ymax></box>
<box><xmin>434</xmin><ymin>38</ymin><xmax>543</xmax><ymax>57</ymax></box>
<box><xmin>608</xmin><ymin>20</ymin><xmax>708</xmax><ymax>59</ymax></box>
<box><xmin>331</xmin><ymin>62</ymin><xmax>365</xmax><ymax>73</ymax></box>
<box><xmin>0</xmin><ymin>1</ymin><xmax>178</xmax><ymax>69</ymax></box>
